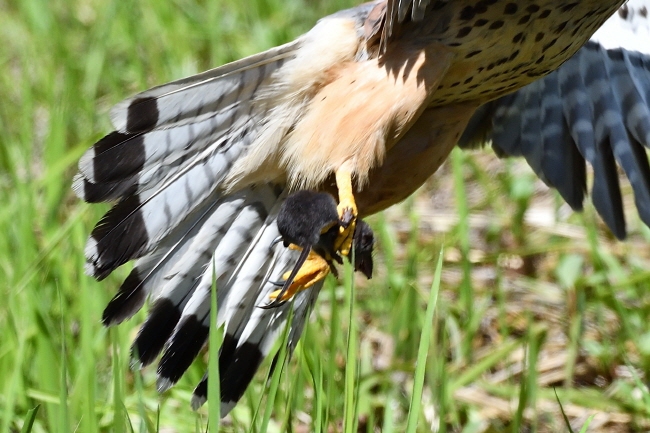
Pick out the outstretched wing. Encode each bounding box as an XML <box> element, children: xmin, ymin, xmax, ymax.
<box><xmin>460</xmin><ymin>2</ymin><xmax>650</xmax><ymax>239</ymax></box>
<box><xmin>74</xmin><ymin>41</ymin><xmax>301</xmax><ymax>279</ymax></box>
<box><xmin>73</xmin><ymin>7</ymin><xmax>370</xmax><ymax>415</ymax></box>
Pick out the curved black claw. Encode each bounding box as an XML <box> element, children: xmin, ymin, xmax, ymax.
<box><xmin>270</xmin><ymin>235</ymin><xmax>284</xmax><ymax>248</ymax></box>
<box><xmin>258</xmin><ymin>298</ymin><xmax>288</xmax><ymax>310</ymax></box>
<box><xmin>267</xmin><ymin>280</ymin><xmax>284</xmax><ymax>287</ymax></box>
<box><xmin>339</xmin><ymin>207</ymin><xmax>355</xmax><ymax>229</ymax></box>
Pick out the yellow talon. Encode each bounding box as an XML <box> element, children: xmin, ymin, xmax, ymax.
<box><xmin>268</xmin><ymin>250</ymin><xmax>331</xmax><ymax>303</ymax></box>
<box><xmin>335</xmin><ymin>163</ymin><xmax>357</xmax><ymax>256</ymax></box>
<box><xmin>268</xmin><ymin>166</ymin><xmax>358</xmax><ymax>305</ymax></box>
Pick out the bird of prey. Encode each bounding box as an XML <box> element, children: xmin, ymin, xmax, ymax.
<box><xmin>74</xmin><ymin>0</ymin><xmax>650</xmax><ymax>415</ymax></box>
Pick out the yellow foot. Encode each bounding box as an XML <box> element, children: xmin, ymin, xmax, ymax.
<box><xmin>268</xmin><ymin>250</ymin><xmax>331</xmax><ymax>303</ymax></box>
<box><xmin>335</xmin><ymin>163</ymin><xmax>358</xmax><ymax>256</ymax></box>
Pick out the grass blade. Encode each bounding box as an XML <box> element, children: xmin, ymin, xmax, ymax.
<box><xmin>20</xmin><ymin>405</ymin><xmax>40</xmax><ymax>433</ymax></box>
<box><xmin>554</xmin><ymin>387</ymin><xmax>575</xmax><ymax>433</ymax></box>
<box><xmin>259</xmin><ymin>306</ymin><xmax>294</xmax><ymax>432</ymax></box>
<box><xmin>208</xmin><ymin>261</ymin><xmax>223</xmax><ymax>432</ymax></box>
<box><xmin>343</xmin><ymin>256</ymin><xmax>359</xmax><ymax>433</ymax></box>
<box><xmin>578</xmin><ymin>415</ymin><xmax>595</xmax><ymax>433</ymax></box>
<box><xmin>57</xmin><ymin>286</ymin><xmax>70</xmax><ymax>433</ymax></box>
<box><xmin>112</xmin><ymin>327</ymin><xmax>126</xmax><ymax>433</ymax></box>
<box><xmin>406</xmin><ymin>249</ymin><xmax>443</xmax><ymax>433</ymax></box>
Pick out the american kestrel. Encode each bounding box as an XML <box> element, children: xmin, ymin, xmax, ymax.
<box><xmin>75</xmin><ymin>0</ymin><xmax>650</xmax><ymax>414</ymax></box>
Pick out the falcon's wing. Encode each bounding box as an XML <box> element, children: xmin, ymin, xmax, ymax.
<box><xmin>74</xmin><ymin>6</ymin><xmax>371</xmax><ymax>415</ymax></box>
<box><xmin>459</xmin><ymin>1</ymin><xmax>650</xmax><ymax>239</ymax></box>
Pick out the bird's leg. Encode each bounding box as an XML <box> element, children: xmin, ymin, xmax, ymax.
<box><xmin>335</xmin><ymin>162</ymin><xmax>357</xmax><ymax>257</ymax></box>
<box><xmin>268</xmin><ymin>249</ymin><xmax>331</xmax><ymax>304</ymax></box>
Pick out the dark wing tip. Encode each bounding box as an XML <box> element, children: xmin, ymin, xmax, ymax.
<box><xmin>157</xmin><ymin>315</ymin><xmax>209</xmax><ymax>388</ymax></box>
<box><xmin>126</xmin><ymin>97</ymin><xmax>160</xmax><ymax>133</ymax></box>
<box><xmin>131</xmin><ymin>299</ymin><xmax>182</xmax><ymax>368</ymax></box>
<box><xmin>102</xmin><ymin>268</ymin><xmax>146</xmax><ymax>326</ymax></box>
<box><xmin>219</xmin><ymin>339</ymin><xmax>265</xmax><ymax>407</ymax></box>
<box><xmin>89</xmin><ymin>132</ymin><xmax>146</xmax><ymax>184</ymax></box>
<box><xmin>77</xmin><ymin>177</ymin><xmax>137</xmax><ymax>203</ymax></box>
<box><xmin>86</xmin><ymin>195</ymin><xmax>149</xmax><ymax>279</ymax></box>
<box><xmin>191</xmin><ymin>375</ymin><xmax>209</xmax><ymax>410</ymax></box>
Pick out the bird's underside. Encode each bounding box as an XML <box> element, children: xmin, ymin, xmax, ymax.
<box><xmin>74</xmin><ymin>0</ymin><xmax>650</xmax><ymax>416</ymax></box>
<box><xmin>227</xmin><ymin>0</ymin><xmax>624</xmax><ymax>202</ymax></box>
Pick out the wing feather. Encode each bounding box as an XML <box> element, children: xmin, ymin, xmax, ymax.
<box><xmin>155</xmin><ymin>189</ymin><xmax>279</xmax><ymax>387</ymax></box>
<box><xmin>110</xmin><ymin>42</ymin><xmax>299</xmax><ymax>133</ymax></box>
<box><xmin>100</xmin><ymin>186</ymin><xmax>254</xmax><ymax>326</ymax></box>
<box><xmin>539</xmin><ymin>67</ymin><xmax>586</xmax><ymax>209</ymax></box>
<box><xmin>128</xmin><ymin>185</ymin><xmax>278</xmax><ymax>368</ymax></box>
<box><xmin>84</xmin><ymin>139</ymin><xmax>246</xmax><ymax>279</ymax></box>
<box><xmin>460</xmin><ymin>42</ymin><xmax>650</xmax><ymax>238</ymax></box>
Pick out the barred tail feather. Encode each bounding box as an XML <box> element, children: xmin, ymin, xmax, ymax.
<box><xmin>213</xmin><ymin>281</ymin><xmax>322</xmax><ymax>415</ymax></box>
<box><xmin>132</xmin><ymin>186</ymin><xmax>320</xmax><ymax>416</ymax></box>
<box><xmin>125</xmin><ymin>192</ymin><xmax>251</xmax><ymax>367</ymax></box>
<box><xmin>155</xmin><ymin>188</ymin><xmax>281</xmax><ymax>388</ymax></box>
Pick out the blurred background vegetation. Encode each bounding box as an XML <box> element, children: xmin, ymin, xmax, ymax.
<box><xmin>2</xmin><ymin>0</ymin><xmax>650</xmax><ymax>431</ymax></box>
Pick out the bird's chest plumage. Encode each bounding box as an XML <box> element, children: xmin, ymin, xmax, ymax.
<box><xmin>227</xmin><ymin>0</ymin><xmax>626</xmax><ymax>196</ymax></box>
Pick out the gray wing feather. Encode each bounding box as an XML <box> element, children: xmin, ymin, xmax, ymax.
<box><xmin>110</xmin><ymin>42</ymin><xmax>299</xmax><ymax>133</ymax></box>
<box><xmin>539</xmin><ymin>67</ymin><xmax>586</xmax><ymax>209</ymax></box>
<box><xmin>100</xmin><ymin>190</ymin><xmax>247</xmax><ymax>326</ymax></box>
<box><xmin>460</xmin><ymin>42</ymin><xmax>650</xmax><ymax>238</ymax></box>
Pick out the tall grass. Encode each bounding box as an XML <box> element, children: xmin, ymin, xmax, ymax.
<box><xmin>2</xmin><ymin>0</ymin><xmax>650</xmax><ymax>431</ymax></box>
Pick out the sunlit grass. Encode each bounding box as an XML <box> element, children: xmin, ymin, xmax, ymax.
<box><xmin>3</xmin><ymin>0</ymin><xmax>650</xmax><ymax>432</ymax></box>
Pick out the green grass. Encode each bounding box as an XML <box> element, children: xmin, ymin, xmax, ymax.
<box><xmin>2</xmin><ymin>0</ymin><xmax>650</xmax><ymax>431</ymax></box>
